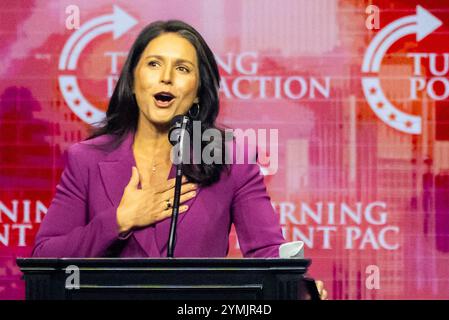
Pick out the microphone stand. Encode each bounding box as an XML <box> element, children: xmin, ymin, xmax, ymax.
<box><xmin>167</xmin><ymin>115</ymin><xmax>190</xmax><ymax>258</ymax></box>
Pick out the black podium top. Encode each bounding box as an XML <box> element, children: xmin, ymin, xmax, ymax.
<box><xmin>17</xmin><ymin>257</ymin><xmax>310</xmax><ymax>269</ymax></box>
<box><xmin>17</xmin><ymin>258</ymin><xmax>317</xmax><ymax>300</ymax></box>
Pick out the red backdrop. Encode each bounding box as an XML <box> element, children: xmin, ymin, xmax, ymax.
<box><xmin>1</xmin><ymin>0</ymin><xmax>449</xmax><ymax>299</ymax></box>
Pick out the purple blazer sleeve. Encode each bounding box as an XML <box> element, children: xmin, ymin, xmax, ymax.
<box><xmin>231</xmin><ymin>159</ymin><xmax>286</xmax><ymax>258</ymax></box>
<box><xmin>31</xmin><ymin>145</ymin><xmax>121</xmax><ymax>257</ymax></box>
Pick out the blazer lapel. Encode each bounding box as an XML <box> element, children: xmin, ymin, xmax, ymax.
<box><xmin>98</xmin><ymin>161</ymin><xmax>133</xmax><ymax>209</ymax></box>
<box><xmin>97</xmin><ymin>133</ymin><xmax>157</xmax><ymax>257</ymax></box>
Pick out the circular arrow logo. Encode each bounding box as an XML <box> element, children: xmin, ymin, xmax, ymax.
<box><xmin>58</xmin><ymin>5</ymin><xmax>137</xmax><ymax>125</ymax></box>
<box><xmin>361</xmin><ymin>5</ymin><xmax>442</xmax><ymax>135</ymax></box>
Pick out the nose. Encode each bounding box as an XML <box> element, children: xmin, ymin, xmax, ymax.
<box><xmin>160</xmin><ymin>63</ymin><xmax>173</xmax><ymax>85</ymax></box>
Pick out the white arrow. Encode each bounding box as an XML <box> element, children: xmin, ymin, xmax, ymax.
<box><xmin>362</xmin><ymin>15</ymin><xmax>414</xmax><ymax>72</ymax></box>
<box><xmin>59</xmin><ymin>5</ymin><xmax>137</xmax><ymax>70</ymax></box>
<box><xmin>362</xmin><ymin>77</ymin><xmax>421</xmax><ymax>134</ymax></box>
<box><xmin>67</xmin><ymin>24</ymin><xmax>113</xmax><ymax>70</ymax></box>
<box><xmin>58</xmin><ymin>75</ymin><xmax>105</xmax><ymax>125</ymax></box>
<box><xmin>416</xmin><ymin>5</ymin><xmax>443</xmax><ymax>41</ymax></box>
<box><xmin>362</xmin><ymin>5</ymin><xmax>442</xmax><ymax>73</ymax></box>
<box><xmin>371</xmin><ymin>24</ymin><xmax>416</xmax><ymax>72</ymax></box>
<box><xmin>360</xmin><ymin>6</ymin><xmax>442</xmax><ymax>135</ymax></box>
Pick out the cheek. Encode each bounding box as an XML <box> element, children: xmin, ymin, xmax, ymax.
<box><xmin>179</xmin><ymin>77</ymin><xmax>199</xmax><ymax>97</ymax></box>
<box><xmin>136</xmin><ymin>68</ymin><xmax>158</xmax><ymax>90</ymax></box>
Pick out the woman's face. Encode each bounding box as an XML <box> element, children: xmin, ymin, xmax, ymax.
<box><xmin>133</xmin><ymin>32</ymin><xmax>200</xmax><ymax>127</ymax></box>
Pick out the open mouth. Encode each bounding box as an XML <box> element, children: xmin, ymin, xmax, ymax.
<box><xmin>154</xmin><ymin>92</ymin><xmax>175</xmax><ymax>103</ymax></box>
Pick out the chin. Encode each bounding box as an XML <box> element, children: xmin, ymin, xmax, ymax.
<box><xmin>141</xmin><ymin>104</ymin><xmax>185</xmax><ymax>127</ymax></box>
<box><xmin>149</xmin><ymin>108</ymin><xmax>177</xmax><ymax>125</ymax></box>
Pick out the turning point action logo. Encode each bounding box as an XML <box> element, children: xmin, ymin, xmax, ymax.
<box><xmin>362</xmin><ymin>5</ymin><xmax>443</xmax><ymax>135</ymax></box>
<box><xmin>58</xmin><ymin>5</ymin><xmax>137</xmax><ymax>125</ymax></box>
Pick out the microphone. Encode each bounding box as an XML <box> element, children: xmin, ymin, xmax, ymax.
<box><xmin>167</xmin><ymin>115</ymin><xmax>190</xmax><ymax>258</ymax></box>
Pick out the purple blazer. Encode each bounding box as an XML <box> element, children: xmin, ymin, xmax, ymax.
<box><xmin>32</xmin><ymin>133</ymin><xmax>285</xmax><ymax>258</ymax></box>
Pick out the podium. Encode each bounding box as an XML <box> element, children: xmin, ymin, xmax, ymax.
<box><xmin>16</xmin><ymin>258</ymin><xmax>318</xmax><ymax>300</ymax></box>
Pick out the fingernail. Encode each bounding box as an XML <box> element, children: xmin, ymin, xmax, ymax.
<box><xmin>191</xmin><ymin>191</ymin><xmax>196</xmax><ymax>196</ymax></box>
<box><xmin>181</xmin><ymin>205</ymin><xmax>189</xmax><ymax>211</ymax></box>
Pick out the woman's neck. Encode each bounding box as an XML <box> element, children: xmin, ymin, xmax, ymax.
<box><xmin>133</xmin><ymin>113</ymin><xmax>172</xmax><ymax>163</ymax></box>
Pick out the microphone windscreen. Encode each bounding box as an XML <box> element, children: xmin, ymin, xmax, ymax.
<box><xmin>168</xmin><ymin>115</ymin><xmax>190</xmax><ymax>146</ymax></box>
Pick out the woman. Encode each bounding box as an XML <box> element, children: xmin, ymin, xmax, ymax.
<box><xmin>32</xmin><ymin>20</ymin><xmax>286</xmax><ymax>259</ymax></box>
<box><xmin>32</xmin><ymin>20</ymin><xmax>327</xmax><ymax>300</ymax></box>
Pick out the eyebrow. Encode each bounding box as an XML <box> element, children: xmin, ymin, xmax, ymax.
<box><xmin>144</xmin><ymin>55</ymin><xmax>195</xmax><ymax>67</ymax></box>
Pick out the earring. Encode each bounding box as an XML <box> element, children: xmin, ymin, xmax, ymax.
<box><xmin>188</xmin><ymin>103</ymin><xmax>200</xmax><ymax>119</ymax></box>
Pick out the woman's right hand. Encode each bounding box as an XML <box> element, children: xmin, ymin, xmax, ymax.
<box><xmin>116</xmin><ymin>166</ymin><xmax>198</xmax><ymax>233</ymax></box>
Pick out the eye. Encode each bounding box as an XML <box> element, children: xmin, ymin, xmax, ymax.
<box><xmin>177</xmin><ymin>65</ymin><xmax>190</xmax><ymax>73</ymax></box>
<box><xmin>147</xmin><ymin>60</ymin><xmax>160</xmax><ymax>68</ymax></box>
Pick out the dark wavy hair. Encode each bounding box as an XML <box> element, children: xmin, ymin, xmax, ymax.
<box><xmin>87</xmin><ymin>20</ymin><xmax>229</xmax><ymax>186</ymax></box>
